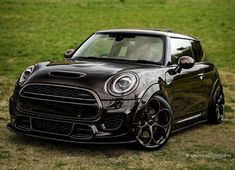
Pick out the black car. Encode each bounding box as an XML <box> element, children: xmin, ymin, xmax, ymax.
<box><xmin>7</xmin><ymin>29</ymin><xmax>224</xmax><ymax>149</ymax></box>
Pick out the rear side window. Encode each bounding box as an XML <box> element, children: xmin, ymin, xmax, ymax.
<box><xmin>170</xmin><ymin>38</ymin><xmax>194</xmax><ymax>64</ymax></box>
<box><xmin>192</xmin><ymin>41</ymin><xmax>204</xmax><ymax>62</ymax></box>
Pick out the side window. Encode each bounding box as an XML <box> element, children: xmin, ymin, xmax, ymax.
<box><xmin>192</xmin><ymin>41</ymin><xmax>204</xmax><ymax>62</ymax></box>
<box><xmin>170</xmin><ymin>38</ymin><xmax>194</xmax><ymax>64</ymax></box>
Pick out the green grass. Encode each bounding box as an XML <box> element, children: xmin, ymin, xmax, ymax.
<box><xmin>0</xmin><ymin>0</ymin><xmax>235</xmax><ymax>169</ymax></box>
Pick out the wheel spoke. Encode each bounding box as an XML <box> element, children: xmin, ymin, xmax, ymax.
<box><xmin>146</xmin><ymin>125</ymin><xmax>154</xmax><ymax>145</ymax></box>
<box><xmin>153</xmin><ymin>109</ymin><xmax>171</xmax><ymax>127</ymax></box>
<box><xmin>217</xmin><ymin>95</ymin><xmax>223</xmax><ymax>103</ymax></box>
<box><xmin>137</xmin><ymin>123</ymin><xmax>151</xmax><ymax>145</ymax></box>
<box><xmin>154</xmin><ymin>108</ymin><xmax>170</xmax><ymax>117</ymax></box>
<box><xmin>216</xmin><ymin>88</ymin><xmax>221</xmax><ymax>97</ymax></box>
<box><xmin>219</xmin><ymin>104</ymin><xmax>224</xmax><ymax>110</ymax></box>
<box><xmin>138</xmin><ymin>121</ymin><xmax>148</xmax><ymax>128</ymax></box>
<box><xmin>155</xmin><ymin>121</ymin><xmax>170</xmax><ymax>135</ymax></box>
<box><xmin>152</xmin><ymin>124</ymin><xmax>167</xmax><ymax>145</ymax></box>
<box><xmin>153</xmin><ymin>121</ymin><xmax>169</xmax><ymax>129</ymax></box>
<box><xmin>146</xmin><ymin>124</ymin><xmax>165</xmax><ymax>146</ymax></box>
<box><xmin>216</xmin><ymin>108</ymin><xmax>220</xmax><ymax>120</ymax></box>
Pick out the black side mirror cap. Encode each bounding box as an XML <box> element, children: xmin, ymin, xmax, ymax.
<box><xmin>64</xmin><ymin>49</ymin><xmax>75</xmax><ymax>59</ymax></box>
<box><xmin>175</xmin><ymin>56</ymin><xmax>195</xmax><ymax>73</ymax></box>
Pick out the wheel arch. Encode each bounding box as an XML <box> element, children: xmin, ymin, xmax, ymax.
<box><xmin>141</xmin><ymin>83</ymin><xmax>168</xmax><ymax>101</ymax></box>
<box><xmin>133</xmin><ymin>83</ymin><xmax>169</xmax><ymax>122</ymax></box>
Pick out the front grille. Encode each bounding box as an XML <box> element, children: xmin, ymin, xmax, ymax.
<box><xmin>103</xmin><ymin>114</ymin><xmax>124</xmax><ymax>130</ymax></box>
<box><xmin>14</xmin><ymin>116</ymin><xmax>93</xmax><ymax>139</ymax></box>
<box><xmin>21</xmin><ymin>84</ymin><xmax>95</xmax><ymax>101</ymax></box>
<box><xmin>32</xmin><ymin>118</ymin><xmax>72</xmax><ymax>135</ymax></box>
<box><xmin>19</xmin><ymin>84</ymin><xmax>100</xmax><ymax>119</ymax></box>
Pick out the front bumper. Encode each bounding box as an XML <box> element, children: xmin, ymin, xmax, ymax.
<box><xmin>8</xmin><ymin>90</ymin><xmax>141</xmax><ymax>144</ymax></box>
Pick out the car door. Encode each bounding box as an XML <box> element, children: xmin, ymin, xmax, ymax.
<box><xmin>166</xmin><ymin>38</ymin><xmax>208</xmax><ymax>121</ymax></box>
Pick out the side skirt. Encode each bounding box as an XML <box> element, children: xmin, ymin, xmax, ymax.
<box><xmin>172</xmin><ymin>119</ymin><xmax>207</xmax><ymax>133</ymax></box>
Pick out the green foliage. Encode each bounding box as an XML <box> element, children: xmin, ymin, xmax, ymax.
<box><xmin>0</xmin><ymin>0</ymin><xmax>235</xmax><ymax>76</ymax></box>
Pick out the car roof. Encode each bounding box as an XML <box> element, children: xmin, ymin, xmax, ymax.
<box><xmin>96</xmin><ymin>29</ymin><xmax>197</xmax><ymax>40</ymax></box>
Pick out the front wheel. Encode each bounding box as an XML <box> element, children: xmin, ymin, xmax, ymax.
<box><xmin>135</xmin><ymin>96</ymin><xmax>173</xmax><ymax>150</ymax></box>
<box><xmin>208</xmin><ymin>85</ymin><xmax>225</xmax><ymax>124</ymax></box>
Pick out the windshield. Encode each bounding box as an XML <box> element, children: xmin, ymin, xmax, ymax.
<box><xmin>72</xmin><ymin>33</ymin><xmax>164</xmax><ymax>64</ymax></box>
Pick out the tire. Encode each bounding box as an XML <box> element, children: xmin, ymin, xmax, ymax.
<box><xmin>208</xmin><ymin>84</ymin><xmax>225</xmax><ymax>124</ymax></box>
<box><xmin>135</xmin><ymin>95</ymin><xmax>173</xmax><ymax>150</ymax></box>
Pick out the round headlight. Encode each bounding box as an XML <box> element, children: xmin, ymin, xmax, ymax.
<box><xmin>19</xmin><ymin>65</ymin><xmax>36</xmax><ymax>84</ymax></box>
<box><xmin>109</xmin><ymin>73</ymin><xmax>138</xmax><ymax>96</ymax></box>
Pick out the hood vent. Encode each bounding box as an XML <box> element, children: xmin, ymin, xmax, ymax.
<box><xmin>49</xmin><ymin>71</ymin><xmax>86</xmax><ymax>78</ymax></box>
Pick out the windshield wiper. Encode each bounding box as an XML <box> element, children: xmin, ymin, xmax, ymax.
<box><xmin>76</xmin><ymin>56</ymin><xmax>99</xmax><ymax>59</ymax></box>
<box><xmin>72</xmin><ymin>57</ymin><xmax>160</xmax><ymax>65</ymax></box>
<box><xmin>135</xmin><ymin>60</ymin><xmax>160</xmax><ymax>65</ymax></box>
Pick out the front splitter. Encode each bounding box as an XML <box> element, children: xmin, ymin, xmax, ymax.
<box><xmin>7</xmin><ymin>123</ymin><xmax>136</xmax><ymax>145</ymax></box>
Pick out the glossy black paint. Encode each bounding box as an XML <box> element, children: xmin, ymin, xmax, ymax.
<box><xmin>7</xmin><ymin>29</ymin><xmax>223</xmax><ymax>148</ymax></box>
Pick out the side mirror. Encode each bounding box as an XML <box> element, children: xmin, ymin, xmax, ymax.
<box><xmin>64</xmin><ymin>49</ymin><xmax>75</xmax><ymax>59</ymax></box>
<box><xmin>175</xmin><ymin>56</ymin><xmax>195</xmax><ymax>73</ymax></box>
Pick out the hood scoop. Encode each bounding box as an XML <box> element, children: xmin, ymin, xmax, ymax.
<box><xmin>49</xmin><ymin>71</ymin><xmax>86</xmax><ymax>78</ymax></box>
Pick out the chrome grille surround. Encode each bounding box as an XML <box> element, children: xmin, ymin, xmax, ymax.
<box><xmin>18</xmin><ymin>83</ymin><xmax>102</xmax><ymax>121</ymax></box>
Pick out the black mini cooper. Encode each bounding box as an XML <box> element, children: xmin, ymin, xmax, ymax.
<box><xmin>8</xmin><ymin>29</ymin><xmax>224</xmax><ymax>149</ymax></box>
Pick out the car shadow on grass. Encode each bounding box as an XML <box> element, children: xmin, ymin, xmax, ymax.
<box><xmin>6</xmin><ymin>121</ymin><xmax>216</xmax><ymax>156</ymax></box>
<box><xmin>7</xmin><ymin>132</ymin><xmax>139</xmax><ymax>157</ymax></box>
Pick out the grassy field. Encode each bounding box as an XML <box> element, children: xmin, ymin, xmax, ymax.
<box><xmin>0</xmin><ymin>0</ymin><xmax>235</xmax><ymax>169</ymax></box>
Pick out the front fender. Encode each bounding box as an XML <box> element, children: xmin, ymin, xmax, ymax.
<box><xmin>133</xmin><ymin>83</ymin><xmax>167</xmax><ymax>122</ymax></box>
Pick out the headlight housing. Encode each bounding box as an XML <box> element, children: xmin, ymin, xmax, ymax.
<box><xmin>19</xmin><ymin>65</ymin><xmax>36</xmax><ymax>84</ymax></box>
<box><xmin>108</xmin><ymin>72</ymin><xmax>139</xmax><ymax>96</ymax></box>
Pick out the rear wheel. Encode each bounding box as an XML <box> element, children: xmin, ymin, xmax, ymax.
<box><xmin>208</xmin><ymin>85</ymin><xmax>224</xmax><ymax>124</ymax></box>
<box><xmin>136</xmin><ymin>96</ymin><xmax>172</xmax><ymax>150</ymax></box>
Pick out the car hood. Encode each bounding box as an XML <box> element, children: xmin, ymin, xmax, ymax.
<box><xmin>24</xmin><ymin>59</ymin><xmax>164</xmax><ymax>100</ymax></box>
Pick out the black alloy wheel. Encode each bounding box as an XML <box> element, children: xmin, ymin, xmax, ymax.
<box><xmin>208</xmin><ymin>85</ymin><xmax>224</xmax><ymax>124</ymax></box>
<box><xmin>136</xmin><ymin>96</ymin><xmax>173</xmax><ymax>149</ymax></box>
